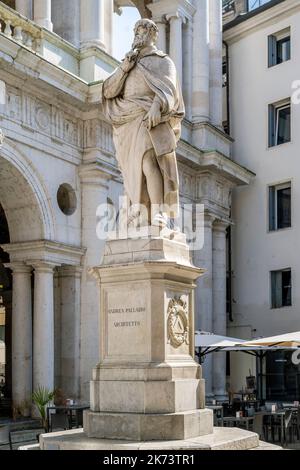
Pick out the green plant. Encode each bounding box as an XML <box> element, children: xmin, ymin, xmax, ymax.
<box><xmin>32</xmin><ymin>386</ymin><xmax>55</xmax><ymax>431</ymax></box>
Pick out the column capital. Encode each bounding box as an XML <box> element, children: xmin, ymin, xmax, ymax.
<box><xmin>199</xmin><ymin>212</ymin><xmax>216</xmax><ymax>229</ymax></box>
<box><xmin>213</xmin><ymin>219</ymin><xmax>231</xmax><ymax>233</ymax></box>
<box><xmin>30</xmin><ymin>261</ymin><xmax>57</xmax><ymax>273</ymax></box>
<box><xmin>79</xmin><ymin>163</ymin><xmax>112</xmax><ymax>189</ymax></box>
<box><xmin>5</xmin><ymin>262</ymin><xmax>32</xmax><ymax>274</ymax></box>
<box><xmin>166</xmin><ymin>11</ymin><xmax>185</xmax><ymax>24</ymax></box>
<box><xmin>148</xmin><ymin>0</ymin><xmax>195</xmax><ymax>22</ymax></box>
<box><xmin>59</xmin><ymin>265</ymin><xmax>83</xmax><ymax>278</ymax></box>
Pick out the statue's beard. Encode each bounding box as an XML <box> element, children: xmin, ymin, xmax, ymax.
<box><xmin>132</xmin><ymin>35</ymin><xmax>148</xmax><ymax>51</ymax></box>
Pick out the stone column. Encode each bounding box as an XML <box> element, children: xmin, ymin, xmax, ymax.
<box><xmin>80</xmin><ymin>0</ymin><xmax>105</xmax><ymax>49</ymax></box>
<box><xmin>59</xmin><ymin>266</ymin><xmax>82</xmax><ymax>398</ymax></box>
<box><xmin>16</xmin><ymin>0</ymin><xmax>33</xmax><ymax>18</ymax></box>
<box><xmin>193</xmin><ymin>213</ymin><xmax>215</xmax><ymax>399</ymax></box>
<box><xmin>154</xmin><ymin>17</ymin><xmax>167</xmax><ymax>53</ymax></box>
<box><xmin>33</xmin><ymin>0</ymin><xmax>53</xmax><ymax>31</ymax></box>
<box><xmin>10</xmin><ymin>263</ymin><xmax>32</xmax><ymax>411</ymax></box>
<box><xmin>104</xmin><ymin>0</ymin><xmax>114</xmax><ymax>55</ymax></box>
<box><xmin>192</xmin><ymin>0</ymin><xmax>210</xmax><ymax>122</ymax></box>
<box><xmin>209</xmin><ymin>0</ymin><xmax>223</xmax><ymax>127</ymax></box>
<box><xmin>167</xmin><ymin>13</ymin><xmax>183</xmax><ymax>85</ymax></box>
<box><xmin>51</xmin><ymin>0</ymin><xmax>80</xmax><ymax>47</ymax></box>
<box><xmin>32</xmin><ymin>262</ymin><xmax>55</xmax><ymax>391</ymax></box>
<box><xmin>183</xmin><ymin>19</ymin><xmax>193</xmax><ymax>120</ymax></box>
<box><xmin>79</xmin><ymin>164</ymin><xmax>111</xmax><ymax>401</ymax></box>
<box><xmin>212</xmin><ymin>221</ymin><xmax>228</xmax><ymax>401</ymax></box>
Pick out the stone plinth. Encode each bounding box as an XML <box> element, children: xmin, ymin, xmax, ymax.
<box><xmin>84</xmin><ymin>235</ymin><xmax>213</xmax><ymax>441</ymax></box>
<box><xmin>40</xmin><ymin>428</ymin><xmax>263</xmax><ymax>451</ymax></box>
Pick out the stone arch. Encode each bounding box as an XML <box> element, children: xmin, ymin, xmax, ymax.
<box><xmin>0</xmin><ymin>139</ymin><xmax>56</xmax><ymax>243</ymax></box>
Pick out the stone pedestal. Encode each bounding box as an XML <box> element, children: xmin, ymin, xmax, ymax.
<box><xmin>84</xmin><ymin>235</ymin><xmax>214</xmax><ymax>441</ymax></box>
<box><xmin>41</xmin><ymin>233</ymin><xmax>262</xmax><ymax>450</ymax></box>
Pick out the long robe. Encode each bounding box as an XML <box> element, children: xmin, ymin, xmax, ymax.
<box><xmin>102</xmin><ymin>47</ymin><xmax>185</xmax><ymax>216</ymax></box>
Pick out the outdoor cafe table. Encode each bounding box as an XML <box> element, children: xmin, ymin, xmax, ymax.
<box><xmin>47</xmin><ymin>405</ymin><xmax>90</xmax><ymax>429</ymax></box>
<box><xmin>220</xmin><ymin>416</ymin><xmax>254</xmax><ymax>430</ymax></box>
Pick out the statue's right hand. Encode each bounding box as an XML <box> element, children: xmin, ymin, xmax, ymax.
<box><xmin>121</xmin><ymin>51</ymin><xmax>139</xmax><ymax>73</ymax></box>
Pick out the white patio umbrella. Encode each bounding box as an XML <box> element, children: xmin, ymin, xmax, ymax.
<box><xmin>240</xmin><ymin>331</ymin><xmax>300</xmax><ymax>348</ymax></box>
<box><xmin>195</xmin><ymin>330</ymin><xmax>245</xmax><ymax>348</ymax></box>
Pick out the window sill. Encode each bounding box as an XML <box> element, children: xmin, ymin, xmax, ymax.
<box><xmin>267</xmin><ymin>141</ymin><xmax>292</xmax><ymax>150</ymax></box>
<box><xmin>267</xmin><ymin>58</ymin><xmax>291</xmax><ymax>69</ymax></box>
<box><xmin>267</xmin><ymin>226</ymin><xmax>292</xmax><ymax>234</ymax></box>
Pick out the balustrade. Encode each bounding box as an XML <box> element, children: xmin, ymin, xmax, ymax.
<box><xmin>0</xmin><ymin>3</ymin><xmax>42</xmax><ymax>52</ymax></box>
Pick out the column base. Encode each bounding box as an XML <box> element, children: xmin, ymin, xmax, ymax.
<box><xmin>35</xmin><ymin>19</ymin><xmax>53</xmax><ymax>31</ymax></box>
<box><xmin>84</xmin><ymin>409</ymin><xmax>213</xmax><ymax>441</ymax></box>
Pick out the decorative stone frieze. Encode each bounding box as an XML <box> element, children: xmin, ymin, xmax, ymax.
<box><xmin>5</xmin><ymin>85</ymin><xmax>83</xmax><ymax>148</ymax></box>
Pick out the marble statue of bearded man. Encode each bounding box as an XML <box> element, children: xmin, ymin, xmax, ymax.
<box><xmin>102</xmin><ymin>18</ymin><xmax>185</xmax><ymax>228</ymax></box>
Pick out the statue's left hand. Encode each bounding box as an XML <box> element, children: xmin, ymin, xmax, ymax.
<box><xmin>143</xmin><ymin>102</ymin><xmax>161</xmax><ymax>130</ymax></box>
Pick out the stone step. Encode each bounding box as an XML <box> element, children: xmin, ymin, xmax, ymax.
<box><xmin>39</xmin><ymin>427</ymin><xmax>262</xmax><ymax>450</ymax></box>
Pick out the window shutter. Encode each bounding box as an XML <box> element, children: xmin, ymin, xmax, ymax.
<box><xmin>268</xmin><ymin>105</ymin><xmax>275</xmax><ymax>147</ymax></box>
<box><xmin>269</xmin><ymin>187</ymin><xmax>276</xmax><ymax>231</ymax></box>
<box><xmin>268</xmin><ymin>35</ymin><xmax>276</xmax><ymax>67</ymax></box>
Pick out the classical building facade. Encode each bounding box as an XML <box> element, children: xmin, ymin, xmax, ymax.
<box><xmin>224</xmin><ymin>0</ymin><xmax>300</xmax><ymax>400</ymax></box>
<box><xmin>0</xmin><ymin>0</ymin><xmax>254</xmax><ymax>415</ymax></box>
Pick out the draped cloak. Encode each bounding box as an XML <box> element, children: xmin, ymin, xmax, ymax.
<box><xmin>102</xmin><ymin>47</ymin><xmax>185</xmax><ymax>217</ymax></box>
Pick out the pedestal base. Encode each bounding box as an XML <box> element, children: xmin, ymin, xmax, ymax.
<box><xmin>39</xmin><ymin>427</ymin><xmax>262</xmax><ymax>451</ymax></box>
<box><xmin>84</xmin><ymin>409</ymin><xmax>213</xmax><ymax>441</ymax></box>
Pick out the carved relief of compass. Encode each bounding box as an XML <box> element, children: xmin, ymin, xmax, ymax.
<box><xmin>167</xmin><ymin>296</ymin><xmax>189</xmax><ymax>348</ymax></box>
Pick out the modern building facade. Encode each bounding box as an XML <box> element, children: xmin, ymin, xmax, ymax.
<box><xmin>0</xmin><ymin>0</ymin><xmax>257</xmax><ymax>417</ymax></box>
<box><xmin>224</xmin><ymin>0</ymin><xmax>300</xmax><ymax>401</ymax></box>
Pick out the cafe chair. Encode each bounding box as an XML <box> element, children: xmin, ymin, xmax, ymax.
<box><xmin>49</xmin><ymin>411</ymin><xmax>70</xmax><ymax>432</ymax></box>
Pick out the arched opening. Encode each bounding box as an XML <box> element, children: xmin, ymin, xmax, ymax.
<box><xmin>0</xmin><ymin>144</ymin><xmax>52</xmax><ymax>417</ymax></box>
<box><xmin>0</xmin><ymin>203</ymin><xmax>11</xmax><ymax>416</ymax></box>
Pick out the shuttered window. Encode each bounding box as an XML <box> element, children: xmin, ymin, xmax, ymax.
<box><xmin>271</xmin><ymin>269</ymin><xmax>292</xmax><ymax>309</ymax></box>
<box><xmin>268</xmin><ymin>28</ymin><xmax>291</xmax><ymax>68</ymax></box>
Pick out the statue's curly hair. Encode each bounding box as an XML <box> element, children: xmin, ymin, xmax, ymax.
<box><xmin>134</xmin><ymin>19</ymin><xmax>159</xmax><ymax>42</ymax></box>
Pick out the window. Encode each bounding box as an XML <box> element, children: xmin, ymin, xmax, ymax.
<box><xmin>269</xmin><ymin>100</ymin><xmax>291</xmax><ymax>147</ymax></box>
<box><xmin>268</xmin><ymin>29</ymin><xmax>291</xmax><ymax>67</ymax></box>
<box><xmin>269</xmin><ymin>183</ymin><xmax>291</xmax><ymax>231</ymax></box>
<box><xmin>271</xmin><ymin>269</ymin><xmax>292</xmax><ymax>309</ymax></box>
<box><xmin>248</xmin><ymin>0</ymin><xmax>272</xmax><ymax>11</ymax></box>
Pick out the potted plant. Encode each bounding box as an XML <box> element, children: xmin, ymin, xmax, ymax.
<box><xmin>32</xmin><ymin>386</ymin><xmax>55</xmax><ymax>432</ymax></box>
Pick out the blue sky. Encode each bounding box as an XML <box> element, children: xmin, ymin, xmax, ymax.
<box><xmin>113</xmin><ymin>7</ymin><xmax>141</xmax><ymax>61</ymax></box>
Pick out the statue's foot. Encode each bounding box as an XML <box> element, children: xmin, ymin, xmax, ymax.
<box><xmin>152</xmin><ymin>212</ymin><xmax>168</xmax><ymax>228</ymax></box>
<box><xmin>127</xmin><ymin>210</ymin><xmax>141</xmax><ymax>228</ymax></box>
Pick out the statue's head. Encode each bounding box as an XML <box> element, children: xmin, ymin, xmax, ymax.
<box><xmin>132</xmin><ymin>19</ymin><xmax>158</xmax><ymax>50</ymax></box>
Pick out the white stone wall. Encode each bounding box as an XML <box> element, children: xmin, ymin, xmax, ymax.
<box><xmin>227</xmin><ymin>2</ymin><xmax>300</xmax><ymax>386</ymax></box>
<box><xmin>0</xmin><ymin>0</ymin><xmax>253</xmax><ymax>405</ymax></box>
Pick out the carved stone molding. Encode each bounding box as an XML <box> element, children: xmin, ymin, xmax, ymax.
<box><xmin>5</xmin><ymin>85</ymin><xmax>83</xmax><ymax>148</ymax></box>
<box><xmin>167</xmin><ymin>296</ymin><xmax>189</xmax><ymax>348</ymax></box>
<box><xmin>0</xmin><ymin>128</ymin><xmax>4</xmax><ymax>146</ymax></box>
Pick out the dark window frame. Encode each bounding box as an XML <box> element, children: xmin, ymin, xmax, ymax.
<box><xmin>268</xmin><ymin>100</ymin><xmax>291</xmax><ymax>147</ymax></box>
<box><xmin>269</xmin><ymin>182</ymin><xmax>291</xmax><ymax>231</ymax></box>
<box><xmin>268</xmin><ymin>29</ymin><xmax>291</xmax><ymax>68</ymax></box>
<box><xmin>270</xmin><ymin>268</ymin><xmax>292</xmax><ymax>309</ymax></box>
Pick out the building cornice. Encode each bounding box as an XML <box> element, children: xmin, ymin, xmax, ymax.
<box><xmin>224</xmin><ymin>0</ymin><xmax>300</xmax><ymax>44</ymax></box>
<box><xmin>148</xmin><ymin>0</ymin><xmax>196</xmax><ymax>21</ymax></box>
<box><xmin>1</xmin><ymin>240</ymin><xmax>86</xmax><ymax>266</ymax></box>
<box><xmin>178</xmin><ymin>140</ymin><xmax>255</xmax><ymax>186</ymax></box>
